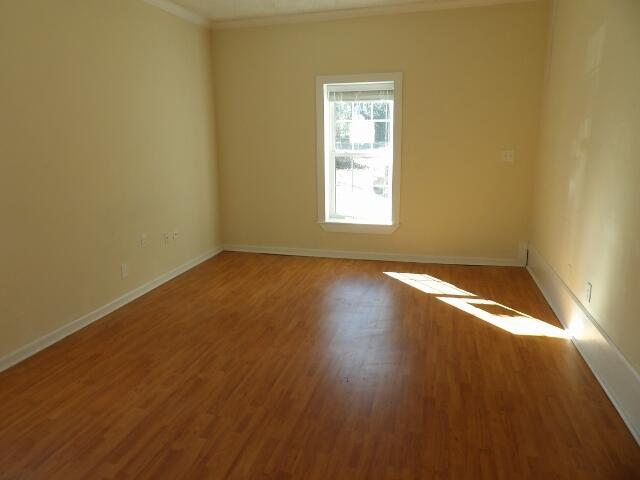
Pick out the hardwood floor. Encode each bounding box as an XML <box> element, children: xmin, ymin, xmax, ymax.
<box><xmin>0</xmin><ymin>252</ymin><xmax>638</xmax><ymax>479</ymax></box>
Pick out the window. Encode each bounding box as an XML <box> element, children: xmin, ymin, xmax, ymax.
<box><xmin>316</xmin><ymin>73</ymin><xmax>402</xmax><ymax>234</ymax></box>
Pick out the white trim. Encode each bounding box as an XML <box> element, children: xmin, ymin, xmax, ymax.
<box><xmin>316</xmin><ymin>72</ymin><xmax>403</xmax><ymax>232</ymax></box>
<box><xmin>0</xmin><ymin>247</ymin><xmax>223</xmax><ymax>373</ymax></box>
<box><xmin>141</xmin><ymin>0</ymin><xmax>210</xmax><ymax>28</ymax></box>
<box><xmin>223</xmin><ymin>244</ymin><xmax>523</xmax><ymax>266</ymax></box>
<box><xmin>316</xmin><ymin>75</ymin><xmax>330</xmax><ymax>222</ymax></box>
<box><xmin>211</xmin><ymin>0</ymin><xmax>536</xmax><ymax>29</ymax></box>
<box><xmin>527</xmin><ymin>245</ymin><xmax>640</xmax><ymax>445</ymax></box>
<box><xmin>318</xmin><ymin>222</ymin><xmax>400</xmax><ymax>234</ymax></box>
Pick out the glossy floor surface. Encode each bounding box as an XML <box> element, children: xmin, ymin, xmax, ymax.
<box><xmin>0</xmin><ymin>252</ymin><xmax>638</xmax><ymax>479</ymax></box>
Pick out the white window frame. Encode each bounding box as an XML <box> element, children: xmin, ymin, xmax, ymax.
<box><xmin>316</xmin><ymin>72</ymin><xmax>402</xmax><ymax>234</ymax></box>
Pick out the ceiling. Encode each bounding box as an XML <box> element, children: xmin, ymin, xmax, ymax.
<box><xmin>165</xmin><ymin>0</ymin><xmax>529</xmax><ymax>24</ymax></box>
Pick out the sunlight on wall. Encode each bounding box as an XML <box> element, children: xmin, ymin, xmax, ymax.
<box><xmin>385</xmin><ymin>272</ymin><xmax>569</xmax><ymax>338</ymax></box>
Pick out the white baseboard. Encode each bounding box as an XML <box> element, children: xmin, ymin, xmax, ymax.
<box><xmin>0</xmin><ymin>247</ymin><xmax>223</xmax><ymax>373</ymax></box>
<box><xmin>527</xmin><ymin>246</ymin><xmax>640</xmax><ymax>445</ymax></box>
<box><xmin>223</xmin><ymin>244</ymin><xmax>525</xmax><ymax>267</ymax></box>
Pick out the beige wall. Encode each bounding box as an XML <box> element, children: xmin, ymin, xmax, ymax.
<box><xmin>531</xmin><ymin>0</ymin><xmax>640</xmax><ymax>371</ymax></box>
<box><xmin>0</xmin><ymin>1</ymin><xmax>220</xmax><ymax>358</ymax></box>
<box><xmin>212</xmin><ymin>2</ymin><xmax>548</xmax><ymax>260</ymax></box>
<box><xmin>3</xmin><ymin>0</ymin><xmax>636</xmax><ymax>377</ymax></box>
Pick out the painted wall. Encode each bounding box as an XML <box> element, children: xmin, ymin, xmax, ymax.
<box><xmin>212</xmin><ymin>1</ymin><xmax>548</xmax><ymax>261</ymax></box>
<box><xmin>0</xmin><ymin>1</ymin><xmax>220</xmax><ymax>359</ymax></box>
<box><xmin>531</xmin><ymin>0</ymin><xmax>640</xmax><ymax>371</ymax></box>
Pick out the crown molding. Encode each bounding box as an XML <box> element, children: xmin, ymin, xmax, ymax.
<box><xmin>142</xmin><ymin>0</ymin><xmax>210</xmax><ymax>28</ymax></box>
<box><xmin>210</xmin><ymin>0</ymin><xmax>536</xmax><ymax>30</ymax></box>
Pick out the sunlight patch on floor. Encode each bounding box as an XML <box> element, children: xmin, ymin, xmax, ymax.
<box><xmin>437</xmin><ymin>296</ymin><xmax>569</xmax><ymax>338</ymax></box>
<box><xmin>384</xmin><ymin>271</ymin><xmax>475</xmax><ymax>297</ymax></box>
<box><xmin>384</xmin><ymin>272</ymin><xmax>569</xmax><ymax>338</ymax></box>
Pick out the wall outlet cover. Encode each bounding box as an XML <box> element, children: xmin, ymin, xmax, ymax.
<box><xmin>585</xmin><ymin>282</ymin><xmax>593</xmax><ymax>303</ymax></box>
<box><xmin>500</xmin><ymin>149</ymin><xmax>515</xmax><ymax>162</ymax></box>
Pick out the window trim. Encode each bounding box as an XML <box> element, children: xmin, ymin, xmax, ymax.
<box><xmin>316</xmin><ymin>72</ymin><xmax>402</xmax><ymax>234</ymax></box>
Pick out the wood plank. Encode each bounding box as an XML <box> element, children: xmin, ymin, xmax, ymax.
<box><xmin>0</xmin><ymin>252</ymin><xmax>638</xmax><ymax>479</ymax></box>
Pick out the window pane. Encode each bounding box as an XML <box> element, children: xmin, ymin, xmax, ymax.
<box><xmin>334</xmin><ymin>102</ymin><xmax>352</xmax><ymax>120</ymax></box>
<box><xmin>322</xmin><ymin>79</ymin><xmax>397</xmax><ymax>226</ymax></box>
<box><xmin>373</xmin><ymin>102</ymin><xmax>389</xmax><ymax>120</ymax></box>
<box><xmin>354</xmin><ymin>102</ymin><xmax>371</xmax><ymax>120</ymax></box>
<box><xmin>351</xmin><ymin>118</ymin><xmax>374</xmax><ymax>148</ymax></box>
<box><xmin>374</xmin><ymin>121</ymin><xmax>390</xmax><ymax>149</ymax></box>
<box><xmin>333</xmin><ymin>153</ymin><xmax>392</xmax><ymax>224</ymax></box>
<box><xmin>353</xmin><ymin>142</ymin><xmax>372</xmax><ymax>150</ymax></box>
<box><xmin>335</xmin><ymin>155</ymin><xmax>352</xmax><ymax>170</ymax></box>
<box><xmin>335</xmin><ymin>121</ymin><xmax>351</xmax><ymax>150</ymax></box>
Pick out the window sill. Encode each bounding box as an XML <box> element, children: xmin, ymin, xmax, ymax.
<box><xmin>318</xmin><ymin>221</ymin><xmax>399</xmax><ymax>234</ymax></box>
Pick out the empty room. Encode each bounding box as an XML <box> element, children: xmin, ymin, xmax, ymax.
<box><xmin>1</xmin><ymin>0</ymin><xmax>639</xmax><ymax>478</ymax></box>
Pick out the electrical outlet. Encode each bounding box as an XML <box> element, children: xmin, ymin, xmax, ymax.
<box><xmin>140</xmin><ymin>234</ymin><xmax>147</xmax><ymax>249</ymax></box>
<box><xmin>163</xmin><ymin>232</ymin><xmax>170</xmax><ymax>244</ymax></box>
<box><xmin>500</xmin><ymin>149</ymin><xmax>515</xmax><ymax>162</ymax></box>
<box><xmin>585</xmin><ymin>282</ymin><xmax>593</xmax><ymax>303</ymax></box>
<box><xmin>121</xmin><ymin>262</ymin><xmax>129</xmax><ymax>279</ymax></box>
<box><xmin>173</xmin><ymin>230</ymin><xmax>179</xmax><ymax>241</ymax></box>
